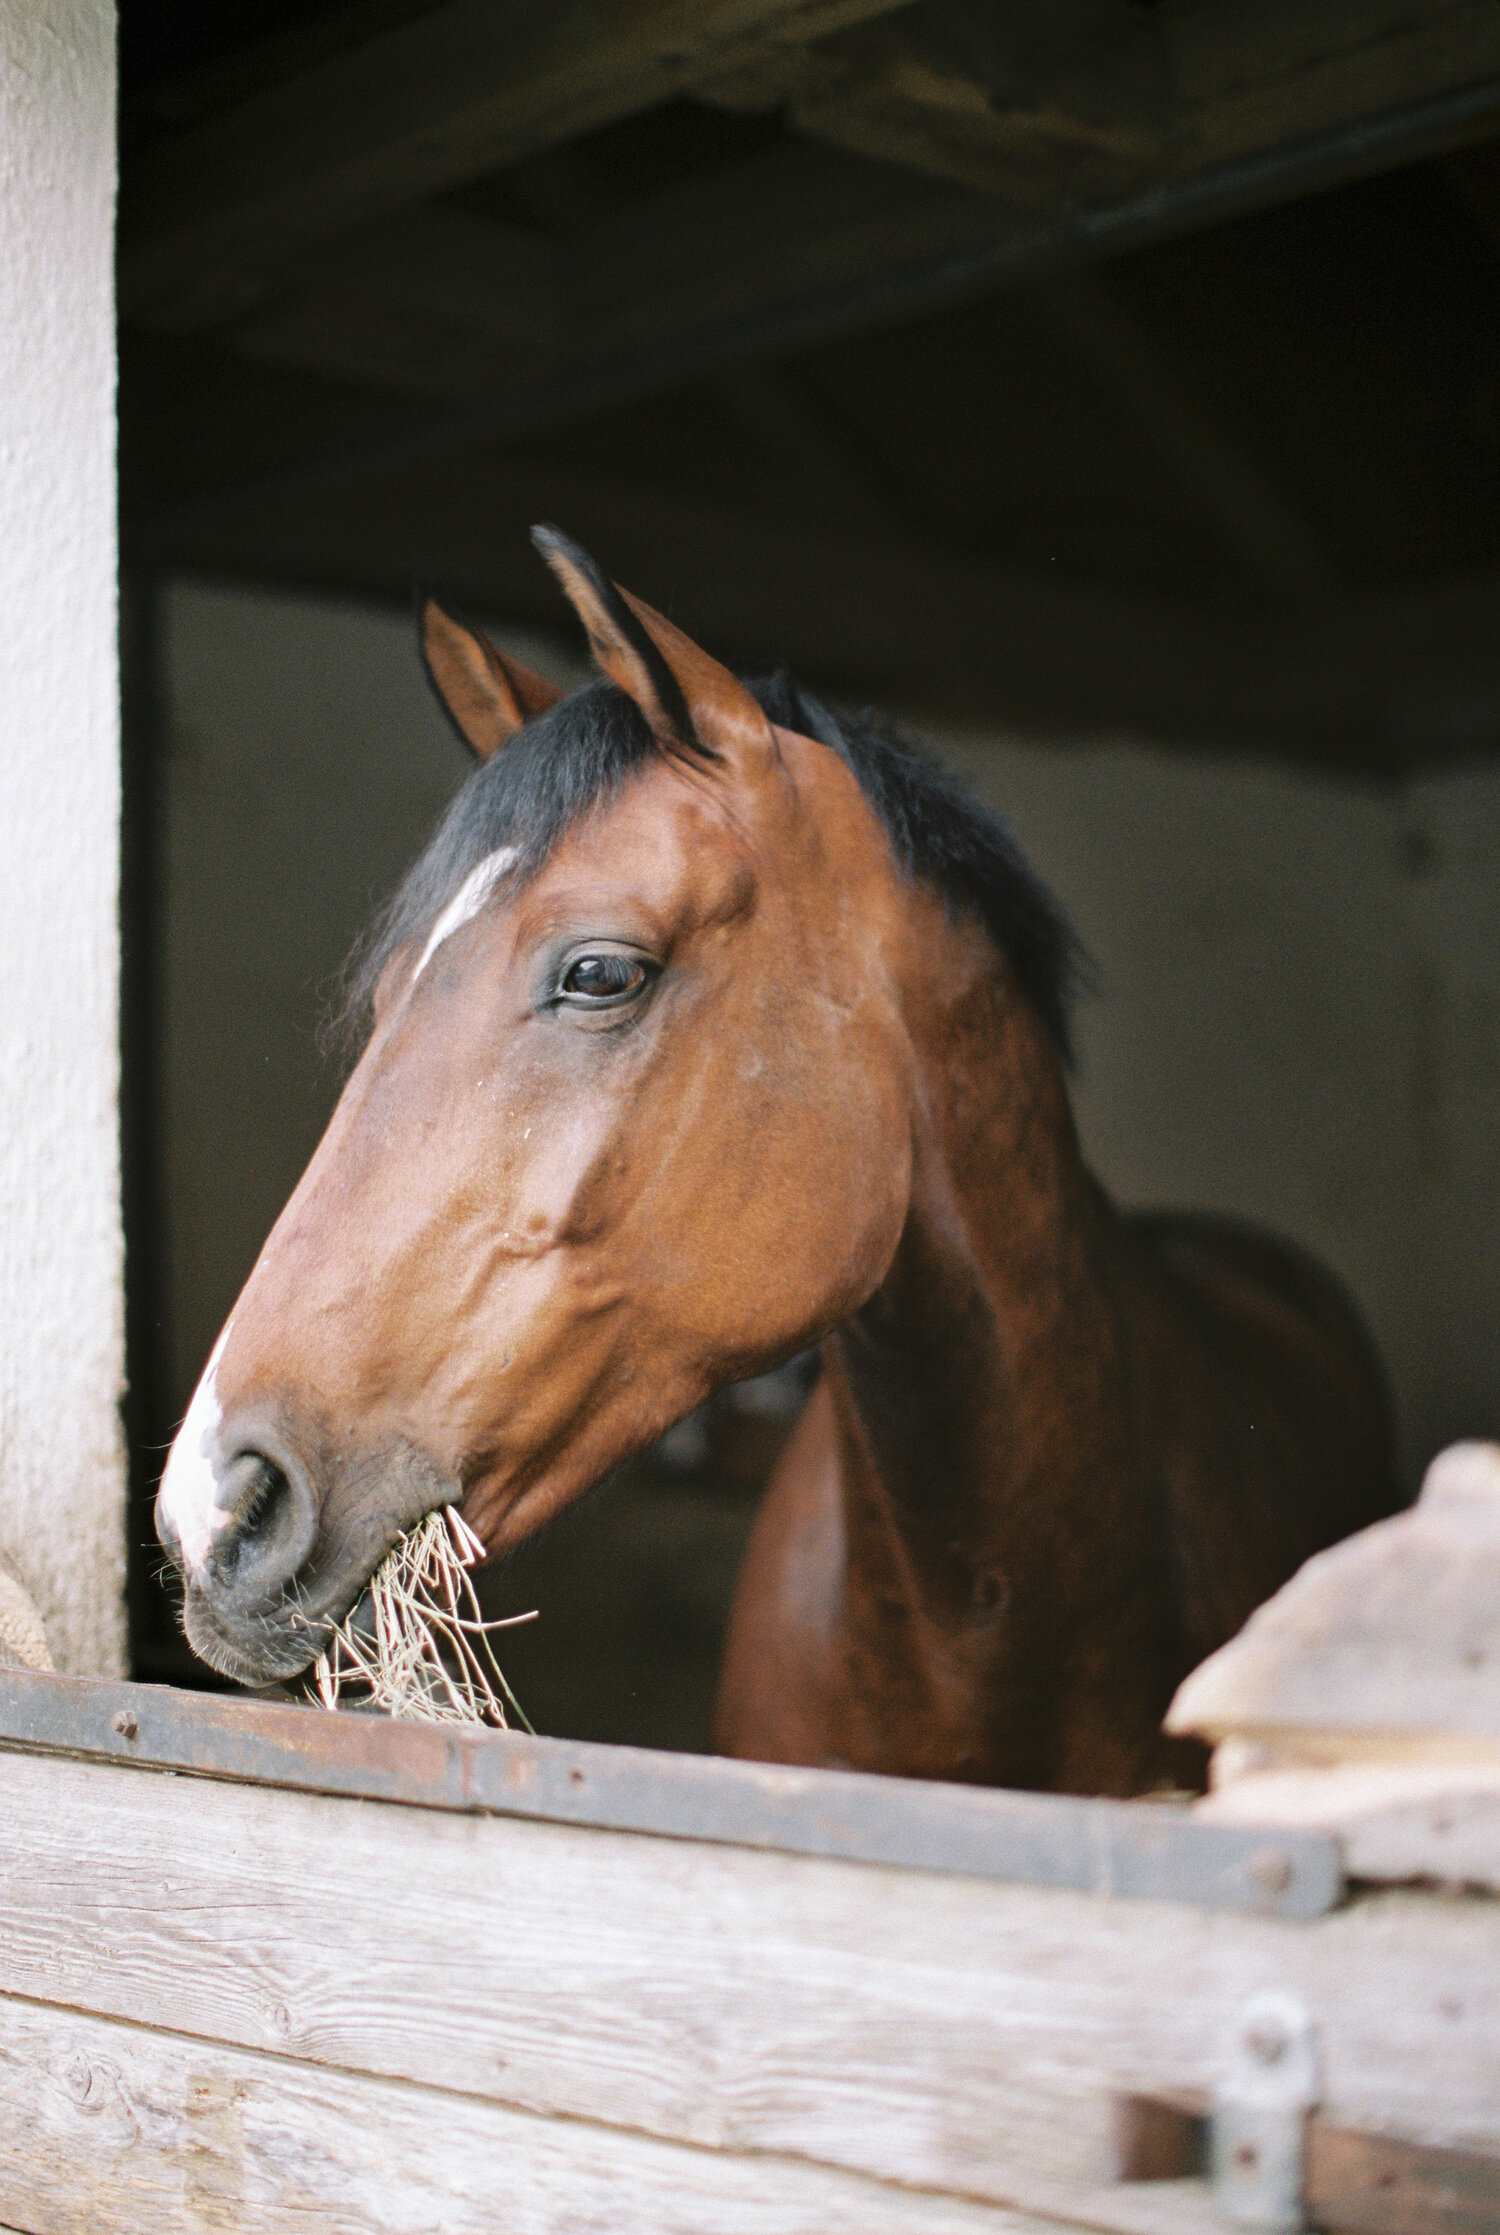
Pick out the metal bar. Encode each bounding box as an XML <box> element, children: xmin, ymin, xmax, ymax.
<box><xmin>0</xmin><ymin>1668</ymin><xmax>1342</xmax><ymax>1918</ymax></box>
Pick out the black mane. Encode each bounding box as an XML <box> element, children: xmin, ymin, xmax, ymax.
<box><xmin>336</xmin><ymin>672</ymin><xmax>1083</xmax><ymax>1057</ymax></box>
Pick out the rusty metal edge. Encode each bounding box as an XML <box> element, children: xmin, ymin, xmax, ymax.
<box><xmin>0</xmin><ymin>1669</ymin><xmax>1343</xmax><ymax>1918</ymax></box>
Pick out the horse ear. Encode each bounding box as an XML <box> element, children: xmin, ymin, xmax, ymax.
<box><xmin>419</xmin><ymin>592</ymin><xmax>563</xmax><ymax>762</ymax></box>
<box><xmin>531</xmin><ymin>525</ymin><xmax>774</xmax><ymax>771</ymax></box>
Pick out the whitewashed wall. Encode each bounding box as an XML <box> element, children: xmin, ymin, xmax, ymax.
<box><xmin>164</xmin><ymin>580</ymin><xmax>1500</xmax><ymax>1493</ymax></box>
<box><xmin>0</xmin><ymin>3</ymin><xmax>124</xmax><ymax>1673</ymax></box>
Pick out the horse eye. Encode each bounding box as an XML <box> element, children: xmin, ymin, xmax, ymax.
<box><xmin>560</xmin><ymin>953</ymin><xmax>646</xmax><ymax>1001</ymax></box>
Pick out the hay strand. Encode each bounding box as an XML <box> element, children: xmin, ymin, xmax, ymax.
<box><xmin>312</xmin><ymin>1506</ymin><xmax>535</xmax><ymax>1729</ymax></box>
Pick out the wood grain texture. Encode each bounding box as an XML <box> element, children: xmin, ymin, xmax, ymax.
<box><xmin>0</xmin><ymin>1993</ymin><xmax>1062</xmax><ymax>2235</ymax></box>
<box><xmin>1195</xmin><ymin>1749</ymin><xmax>1500</xmax><ymax>1894</ymax></box>
<box><xmin>788</xmin><ymin>0</ymin><xmax>1170</xmax><ymax>207</ymax></box>
<box><xmin>0</xmin><ymin>1749</ymin><xmax>1496</xmax><ymax>2227</ymax></box>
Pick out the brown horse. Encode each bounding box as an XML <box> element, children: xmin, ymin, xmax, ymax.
<box><xmin>157</xmin><ymin>529</ymin><xmax>1402</xmax><ymax>1795</ymax></box>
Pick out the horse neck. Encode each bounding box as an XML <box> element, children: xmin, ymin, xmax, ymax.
<box><xmin>826</xmin><ymin>949</ymin><xmax>1150</xmax><ymax>1679</ymax></box>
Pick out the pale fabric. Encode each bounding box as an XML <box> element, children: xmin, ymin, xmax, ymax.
<box><xmin>0</xmin><ymin>1556</ymin><xmax>54</xmax><ymax>1673</ymax></box>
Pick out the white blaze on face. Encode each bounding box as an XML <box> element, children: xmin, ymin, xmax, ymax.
<box><xmin>411</xmin><ymin>847</ymin><xmax>518</xmax><ymax>987</ymax></box>
<box><xmin>158</xmin><ymin>1320</ymin><xmax>233</xmax><ymax>1574</ymax></box>
<box><xmin>158</xmin><ymin>854</ymin><xmax>518</xmax><ymax>1578</ymax></box>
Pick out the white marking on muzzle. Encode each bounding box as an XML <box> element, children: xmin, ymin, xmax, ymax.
<box><xmin>412</xmin><ymin>847</ymin><xmax>518</xmax><ymax>985</ymax></box>
<box><xmin>158</xmin><ymin>1321</ymin><xmax>233</xmax><ymax>1575</ymax></box>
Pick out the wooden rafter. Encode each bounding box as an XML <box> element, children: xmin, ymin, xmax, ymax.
<box><xmin>118</xmin><ymin>0</ymin><xmax>1500</xmax><ymax>769</ymax></box>
<box><xmin>128</xmin><ymin>0</ymin><xmax>1500</xmax><ymax>485</ymax></box>
<box><xmin>124</xmin><ymin>0</ymin><xmax>1500</xmax><ymax>344</ymax></box>
<box><xmin>766</xmin><ymin>0</ymin><xmax>1500</xmax><ymax>201</ymax></box>
<box><xmin>119</xmin><ymin>0</ymin><xmax>917</xmax><ymax>326</ymax></box>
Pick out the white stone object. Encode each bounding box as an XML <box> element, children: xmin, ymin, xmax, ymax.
<box><xmin>1167</xmin><ymin>1442</ymin><xmax>1500</xmax><ymax>1887</ymax></box>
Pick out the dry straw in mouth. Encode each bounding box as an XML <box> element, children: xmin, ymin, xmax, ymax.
<box><xmin>313</xmin><ymin>1506</ymin><xmax>535</xmax><ymax>1729</ymax></box>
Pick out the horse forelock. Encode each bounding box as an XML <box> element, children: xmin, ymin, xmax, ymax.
<box><xmin>331</xmin><ymin>676</ymin><xmax>656</xmax><ymax>1056</ymax></box>
<box><xmin>329</xmin><ymin>668</ymin><xmax>1085</xmax><ymax>1063</ymax></box>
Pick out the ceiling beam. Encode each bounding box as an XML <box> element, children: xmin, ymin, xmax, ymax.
<box><xmin>746</xmin><ymin>0</ymin><xmax>1172</xmax><ymax>208</ymax></box>
<box><xmin>207</xmin><ymin>10</ymin><xmax>1500</xmax><ymax>470</ymax></box>
<box><xmin>118</xmin><ymin>0</ymin><xmax>917</xmax><ymax>327</ymax></box>
<box><xmin>123</xmin><ymin>0</ymin><xmax>1500</xmax><ymax>341</ymax></box>
<box><xmin>714</xmin><ymin>0</ymin><xmax>1500</xmax><ymax>205</ymax></box>
<box><xmin>1174</xmin><ymin>0</ymin><xmax>1500</xmax><ymax>172</ymax></box>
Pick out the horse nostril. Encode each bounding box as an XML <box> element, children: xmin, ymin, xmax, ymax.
<box><xmin>212</xmin><ymin>1446</ymin><xmax>317</xmax><ymax>1595</ymax></box>
<box><xmin>237</xmin><ymin>1457</ymin><xmax>286</xmax><ymax>1543</ymax></box>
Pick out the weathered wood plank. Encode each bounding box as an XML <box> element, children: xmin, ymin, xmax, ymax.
<box><xmin>118</xmin><ymin>0</ymin><xmax>914</xmax><ymax>325</ymax></box>
<box><xmin>0</xmin><ymin>1993</ymin><xmax>1066</xmax><ymax>2235</ymax></box>
<box><xmin>0</xmin><ymin>1748</ymin><xmax>1495</xmax><ymax>2224</ymax></box>
<box><xmin>783</xmin><ymin>0</ymin><xmax>1170</xmax><ymax>209</ymax></box>
<box><xmin>0</xmin><ymin>1669</ymin><xmax>1340</xmax><ymax>1917</ymax></box>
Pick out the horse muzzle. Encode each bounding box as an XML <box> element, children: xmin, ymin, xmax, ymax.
<box><xmin>156</xmin><ymin>1392</ymin><xmax>452</xmax><ymax>1685</ymax></box>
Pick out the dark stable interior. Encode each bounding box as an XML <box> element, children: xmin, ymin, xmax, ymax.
<box><xmin>119</xmin><ymin>0</ymin><xmax>1500</xmax><ymax>1739</ymax></box>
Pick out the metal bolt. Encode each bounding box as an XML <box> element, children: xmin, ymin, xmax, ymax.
<box><xmin>111</xmin><ymin>1708</ymin><xmax>138</xmax><ymax>1740</ymax></box>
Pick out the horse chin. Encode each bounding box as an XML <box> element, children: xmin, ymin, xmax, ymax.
<box><xmin>179</xmin><ymin>1588</ymin><xmax>335</xmax><ymax>1688</ymax></box>
<box><xmin>177</xmin><ymin>1514</ymin><xmax>409</xmax><ymax>1689</ymax></box>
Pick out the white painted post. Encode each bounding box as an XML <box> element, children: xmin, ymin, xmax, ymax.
<box><xmin>0</xmin><ymin>1</ymin><xmax>125</xmax><ymax>1673</ymax></box>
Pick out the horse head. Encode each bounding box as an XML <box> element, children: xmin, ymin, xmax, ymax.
<box><xmin>156</xmin><ymin>530</ymin><xmax>921</xmax><ymax>1684</ymax></box>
